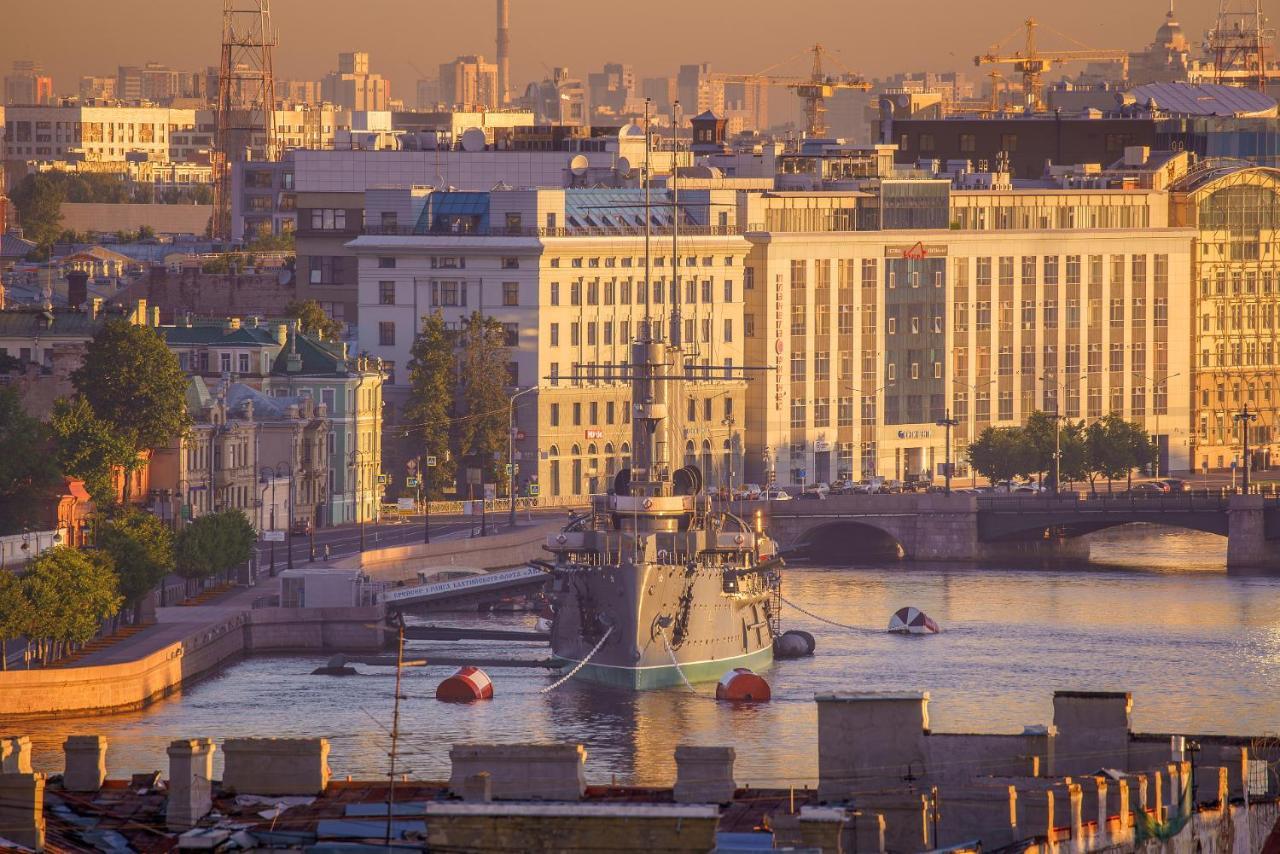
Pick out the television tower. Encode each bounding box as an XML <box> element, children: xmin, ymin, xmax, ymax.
<box><xmin>213</xmin><ymin>0</ymin><xmax>279</xmax><ymax>240</ymax></box>
<box><xmin>1208</xmin><ymin>0</ymin><xmax>1274</xmax><ymax>91</ymax></box>
<box><xmin>496</xmin><ymin>0</ymin><xmax>511</xmax><ymax>107</ymax></box>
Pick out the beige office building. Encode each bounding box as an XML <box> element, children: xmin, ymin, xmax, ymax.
<box><xmin>742</xmin><ymin>187</ymin><xmax>1196</xmax><ymax>486</ymax></box>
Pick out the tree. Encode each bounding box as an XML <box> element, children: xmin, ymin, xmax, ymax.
<box><xmin>0</xmin><ymin>571</ymin><xmax>28</xmax><ymax>670</ymax></box>
<box><xmin>97</xmin><ymin>509</ymin><xmax>174</xmax><ymax>618</ymax></box>
<box><xmin>967</xmin><ymin>426</ymin><xmax>1037</xmax><ymax>485</ymax></box>
<box><xmin>49</xmin><ymin>396</ymin><xmax>133</xmax><ymax>507</ymax></box>
<box><xmin>1086</xmin><ymin>414</ymin><xmax>1140</xmax><ymax>492</ymax></box>
<box><xmin>175</xmin><ymin>510</ymin><xmax>255</xmax><ymax>585</ymax></box>
<box><xmin>283</xmin><ymin>299</ymin><xmax>342</xmax><ymax>341</ymax></box>
<box><xmin>9</xmin><ymin>172</ymin><xmax>65</xmax><ymax>255</ymax></box>
<box><xmin>403</xmin><ymin>312</ymin><xmax>457</xmax><ymax>494</ymax></box>
<box><xmin>0</xmin><ymin>387</ymin><xmax>60</xmax><ymax>534</ymax></box>
<box><xmin>454</xmin><ymin>312</ymin><xmax>512</xmax><ymax>492</ymax></box>
<box><xmin>71</xmin><ymin>319</ymin><xmax>190</xmax><ymax>462</ymax></box>
<box><xmin>23</xmin><ymin>547</ymin><xmax>121</xmax><ymax>664</ymax></box>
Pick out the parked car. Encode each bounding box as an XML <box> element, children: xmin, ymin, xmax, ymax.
<box><xmin>291</xmin><ymin>519</ymin><xmax>313</xmax><ymax>535</ymax></box>
<box><xmin>733</xmin><ymin>483</ymin><xmax>764</xmax><ymax>501</ymax></box>
<box><xmin>798</xmin><ymin>490</ymin><xmax>827</xmax><ymax>500</ymax></box>
<box><xmin>761</xmin><ymin>489</ymin><xmax>793</xmax><ymax>501</ymax></box>
<box><xmin>804</xmin><ymin>482</ymin><xmax>831</xmax><ymax>497</ymax></box>
<box><xmin>828</xmin><ymin>479</ymin><xmax>850</xmax><ymax>495</ymax></box>
<box><xmin>1158</xmin><ymin>478</ymin><xmax>1190</xmax><ymax>494</ymax></box>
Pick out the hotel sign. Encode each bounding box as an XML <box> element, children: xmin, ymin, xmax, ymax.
<box><xmin>885</xmin><ymin>242</ymin><xmax>948</xmax><ymax>259</ymax></box>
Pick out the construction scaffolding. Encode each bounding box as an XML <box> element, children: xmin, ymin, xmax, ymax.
<box><xmin>213</xmin><ymin>0</ymin><xmax>278</xmax><ymax>240</ymax></box>
<box><xmin>1208</xmin><ymin>0</ymin><xmax>1274</xmax><ymax>92</ymax></box>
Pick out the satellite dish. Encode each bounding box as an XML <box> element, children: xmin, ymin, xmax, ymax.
<box><xmin>569</xmin><ymin>154</ymin><xmax>590</xmax><ymax>177</ymax></box>
<box><xmin>616</xmin><ymin>156</ymin><xmax>633</xmax><ymax>178</ymax></box>
<box><xmin>460</xmin><ymin>127</ymin><xmax>486</xmax><ymax>153</ymax></box>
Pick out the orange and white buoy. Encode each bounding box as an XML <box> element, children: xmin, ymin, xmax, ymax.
<box><xmin>715</xmin><ymin>667</ymin><xmax>771</xmax><ymax>702</ymax></box>
<box><xmin>436</xmin><ymin>666</ymin><xmax>494</xmax><ymax>702</ymax></box>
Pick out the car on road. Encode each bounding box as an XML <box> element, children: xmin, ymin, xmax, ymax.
<box><xmin>1158</xmin><ymin>478</ymin><xmax>1191</xmax><ymax>494</ymax></box>
<box><xmin>798</xmin><ymin>490</ymin><xmax>827</xmax><ymax>500</ymax></box>
<box><xmin>761</xmin><ymin>489</ymin><xmax>793</xmax><ymax>501</ymax></box>
<box><xmin>1126</xmin><ymin>482</ymin><xmax>1168</xmax><ymax>496</ymax></box>
<box><xmin>732</xmin><ymin>483</ymin><xmax>763</xmax><ymax>501</ymax></box>
<box><xmin>804</xmin><ymin>482</ymin><xmax>831</xmax><ymax>497</ymax></box>
<box><xmin>291</xmin><ymin>519</ymin><xmax>314</xmax><ymax>535</ymax></box>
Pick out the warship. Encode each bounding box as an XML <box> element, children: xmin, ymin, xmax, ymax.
<box><xmin>540</xmin><ymin>108</ymin><xmax>783</xmax><ymax>690</ymax></box>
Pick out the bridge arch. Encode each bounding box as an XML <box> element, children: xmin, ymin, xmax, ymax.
<box><xmin>789</xmin><ymin>520</ymin><xmax>906</xmax><ymax>562</ymax></box>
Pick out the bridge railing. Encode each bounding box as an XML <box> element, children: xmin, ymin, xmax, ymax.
<box><xmin>977</xmin><ymin>494</ymin><xmax>1234</xmax><ymax>513</ymax></box>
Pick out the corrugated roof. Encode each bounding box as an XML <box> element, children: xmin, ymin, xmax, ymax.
<box><xmin>1127</xmin><ymin>82</ymin><xmax>1278</xmax><ymax>118</ymax></box>
<box><xmin>565</xmin><ymin>189</ymin><xmax>690</xmax><ymax>230</ymax></box>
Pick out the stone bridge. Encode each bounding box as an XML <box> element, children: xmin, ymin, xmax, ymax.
<box><xmin>761</xmin><ymin>493</ymin><xmax>1280</xmax><ymax>571</ymax></box>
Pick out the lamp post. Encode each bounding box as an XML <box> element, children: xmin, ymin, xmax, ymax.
<box><xmin>508</xmin><ymin>386</ymin><xmax>539</xmax><ymax>529</ymax></box>
<box><xmin>1135</xmin><ymin>371</ymin><xmax>1182</xmax><ymax>480</ymax></box>
<box><xmin>259</xmin><ymin>469</ymin><xmax>277</xmax><ymax>573</ymax></box>
<box><xmin>275</xmin><ymin>461</ymin><xmax>294</xmax><ymax>571</ymax></box>
<box><xmin>1040</xmin><ymin>374</ymin><xmax>1073</xmax><ymax>495</ymax></box>
<box><xmin>935</xmin><ymin>410</ymin><xmax>959</xmax><ymax>495</ymax></box>
<box><xmin>350</xmin><ymin>449</ymin><xmax>367</xmax><ymax>551</ymax></box>
<box><xmin>722</xmin><ymin>414</ymin><xmax>737</xmax><ymax>503</ymax></box>
<box><xmin>1235</xmin><ymin>404</ymin><xmax>1258</xmax><ymax>494</ymax></box>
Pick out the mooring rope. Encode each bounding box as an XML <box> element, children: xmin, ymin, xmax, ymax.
<box><xmin>539</xmin><ymin>625</ymin><xmax>614</xmax><ymax>693</ymax></box>
<box><xmin>779</xmin><ymin>594</ymin><xmax>873</xmax><ymax>633</ymax></box>
<box><xmin>658</xmin><ymin>627</ymin><xmax>698</xmax><ymax>693</ymax></box>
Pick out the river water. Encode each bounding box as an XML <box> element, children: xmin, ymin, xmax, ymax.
<box><xmin>8</xmin><ymin>526</ymin><xmax>1280</xmax><ymax>788</ymax></box>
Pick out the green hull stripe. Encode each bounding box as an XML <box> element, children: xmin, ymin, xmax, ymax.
<box><xmin>549</xmin><ymin>645</ymin><xmax>775</xmax><ymax>690</ymax></box>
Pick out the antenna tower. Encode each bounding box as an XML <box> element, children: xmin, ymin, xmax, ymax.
<box><xmin>1208</xmin><ymin>0</ymin><xmax>1274</xmax><ymax>91</ymax></box>
<box><xmin>214</xmin><ymin>0</ymin><xmax>279</xmax><ymax>240</ymax></box>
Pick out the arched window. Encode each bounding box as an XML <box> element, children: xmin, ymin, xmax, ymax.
<box><xmin>701</xmin><ymin>438</ymin><xmax>713</xmax><ymax>482</ymax></box>
<box><xmin>621</xmin><ymin>442</ymin><xmax>631</xmax><ymax>472</ymax></box>
<box><xmin>549</xmin><ymin>445</ymin><xmax>561</xmax><ymax>497</ymax></box>
<box><xmin>571</xmin><ymin>444</ymin><xmax>583</xmax><ymax>495</ymax></box>
<box><xmin>604</xmin><ymin>443</ymin><xmax>616</xmax><ymax>477</ymax></box>
<box><xmin>684</xmin><ymin>439</ymin><xmax>696</xmax><ymax>468</ymax></box>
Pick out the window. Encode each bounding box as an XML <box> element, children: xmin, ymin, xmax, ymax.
<box><xmin>550</xmin><ymin>403</ymin><xmax>560</xmax><ymax>426</ymax></box>
<box><xmin>724</xmin><ymin>319</ymin><xmax>733</xmax><ymax>342</ymax></box>
<box><xmin>744</xmin><ymin>267</ymin><xmax>755</xmax><ymax>290</ymax></box>
<box><xmin>549</xmin><ymin>323</ymin><xmax>559</xmax><ymax>347</ymax></box>
<box><xmin>378</xmin><ymin>281</ymin><xmax>395</xmax><ymax>305</ymax></box>
<box><xmin>310</xmin><ymin>208</ymin><xmax>346</xmax><ymax>230</ymax></box>
<box><xmin>570</xmin><ymin>282</ymin><xmax>582</xmax><ymax>305</ymax></box>
<box><xmin>378</xmin><ymin>322</ymin><xmax>395</xmax><ymax>347</ymax></box>
<box><xmin>959</xmin><ymin>133</ymin><xmax>976</xmax><ymax>152</ymax></box>
<box><xmin>502</xmin><ymin>256</ymin><xmax>519</xmax><ymax>269</ymax></box>
<box><xmin>238</xmin><ymin>353</ymin><xmax>250</xmax><ymax>373</ymax></box>
<box><xmin>572</xmin><ymin>402</ymin><xmax>582</xmax><ymax>425</ymax></box>
<box><xmin>502</xmin><ymin>282</ymin><xmax>519</xmax><ymax>306</ymax></box>
<box><xmin>550</xmin><ymin>282</ymin><xmax>560</xmax><ymax>305</ymax></box>
<box><xmin>378</xmin><ymin>257</ymin><xmax>396</xmax><ymax>269</ymax></box>
<box><xmin>503</xmin><ymin>323</ymin><xmax>518</xmax><ymax>347</ymax></box>
<box><xmin>744</xmin><ymin>314</ymin><xmax>756</xmax><ymax>337</ymax></box>
<box><xmin>724</xmin><ymin>280</ymin><xmax>734</xmax><ymax>302</ymax></box>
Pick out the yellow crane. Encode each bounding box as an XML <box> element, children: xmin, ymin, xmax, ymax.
<box><xmin>974</xmin><ymin>18</ymin><xmax>1129</xmax><ymax>112</ymax></box>
<box><xmin>709</xmin><ymin>44</ymin><xmax>871</xmax><ymax>137</ymax></box>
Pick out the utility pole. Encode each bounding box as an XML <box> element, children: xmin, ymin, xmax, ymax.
<box><xmin>935</xmin><ymin>410</ymin><xmax>959</xmax><ymax>495</ymax></box>
<box><xmin>385</xmin><ymin>616</ymin><xmax>404</xmax><ymax>845</ymax></box>
<box><xmin>1235</xmin><ymin>404</ymin><xmax>1258</xmax><ymax>493</ymax></box>
<box><xmin>508</xmin><ymin>387</ymin><xmax>538</xmax><ymax>529</ymax></box>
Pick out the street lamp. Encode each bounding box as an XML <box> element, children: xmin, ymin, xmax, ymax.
<box><xmin>1039</xmin><ymin>374</ymin><xmax>1077</xmax><ymax>495</ymax></box>
<box><xmin>259</xmin><ymin>470</ymin><xmax>278</xmax><ymax>573</ymax></box>
<box><xmin>1134</xmin><ymin>371</ymin><xmax>1183</xmax><ymax>480</ymax></box>
<box><xmin>721</xmin><ymin>414</ymin><xmax>737</xmax><ymax>502</ymax></box>
<box><xmin>508</xmin><ymin>386</ymin><xmax>540</xmax><ymax>529</ymax></box>
<box><xmin>1234</xmin><ymin>404</ymin><xmax>1258</xmax><ymax>494</ymax></box>
<box><xmin>349</xmin><ymin>449</ymin><xmax>368</xmax><ymax>551</ymax></box>
<box><xmin>935</xmin><ymin>410</ymin><xmax>959</xmax><ymax>495</ymax></box>
<box><xmin>275</xmin><ymin>461</ymin><xmax>294</xmax><ymax>571</ymax></box>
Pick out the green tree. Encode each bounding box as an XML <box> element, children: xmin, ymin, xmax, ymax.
<box><xmin>24</xmin><ymin>547</ymin><xmax>121</xmax><ymax>664</ymax></box>
<box><xmin>97</xmin><ymin>509</ymin><xmax>174</xmax><ymax>618</ymax></box>
<box><xmin>0</xmin><ymin>387</ymin><xmax>60</xmax><ymax>533</ymax></box>
<box><xmin>9</xmin><ymin>173</ymin><xmax>65</xmax><ymax>257</ymax></box>
<box><xmin>49</xmin><ymin>396</ymin><xmax>133</xmax><ymax>507</ymax></box>
<box><xmin>1086</xmin><ymin>414</ymin><xmax>1142</xmax><ymax>492</ymax></box>
<box><xmin>283</xmin><ymin>299</ymin><xmax>342</xmax><ymax>341</ymax></box>
<box><xmin>247</xmin><ymin>228</ymin><xmax>295</xmax><ymax>252</ymax></box>
<box><xmin>0</xmin><ymin>571</ymin><xmax>28</xmax><ymax>670</ymax></box>
<box><xmin>71</xmin><ymin>319</ymin><xmax>190</xmax><ymax>466</ymax></box>
<box><xmin>454</xmin><ymin>312</ymin><xmax>511</xmax><ymax>491</ymax></box>
<box><xmin>403</xmin><ymin>312</ymin><xmax>457</xmax><ymax>494</ymax></box>
<box><xmin>175</xmin><ymin>510</ymin><xmax>256</xmax><ymax>585</ymax></box>
<box><xmin>967</xmin><ymin>426</ymin><xmax>1037</xmax><ymax>485</ymax></box>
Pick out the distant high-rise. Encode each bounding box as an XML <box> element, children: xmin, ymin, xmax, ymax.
<box><xmin>322</xmin><ymin>51</ymin><xmax>391</xmax><ymax>111</ymax></box>
<box><xmin>439</xmin><ymin>55</ymin><xmax>498</xmax><ymax>111</ymax></box>
<box><xmin>496</xmin><ymin>0</ymin><xmax>511</xmax><ymax>107</ymax></box>
<box><xmin>5</xmin><ymin>60</ymin><xmax>54</xmax><ymax>106</ymax></box>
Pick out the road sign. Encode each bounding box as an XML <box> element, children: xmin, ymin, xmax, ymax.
<box><xmin>515</xmin><ymin>430</ymin><xmax>526</xmax><ymax>440</ymax></box>
<box><xmin>426</xmin><ymin>455</ymin><xmax>438</xmax><ymax>467</ymax></box>
<box><xmin>484</xmin><ymin>484</ymin><xmax>497</xmax><ymax>501</ymax></box>
<box><xmin>406</xmin><ymin>477</ymin><xmax>419</xmax><ymax>488</ymax></box>
<box><xmin>528</xmin><ymin>484</ymin><xmax>540</xmax><ymax>496</ymax></box>
<box><xmin>264</xmin><ymin>531</ymin><xmax>285</xmax><ymax>542</ymax></box>
<box><xmin>377</xmin><ymin>474</ymin><xmax>388</xmax><ymax>485</ymax></box>
<box><xmin>406</xmin><ymin>459</ymin><xmax>418</xmax><ymax>473</ymax></box>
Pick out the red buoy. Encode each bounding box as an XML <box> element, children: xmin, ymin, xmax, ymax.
<box><xmin>715</xmin><ymin>667</ymin><xmax>771</xmax><ymax>702</ymax></box>
<box><xmin>436</xmin><ymin>666</ymin><xmax>494</xmax><ymax>702</ymax></box>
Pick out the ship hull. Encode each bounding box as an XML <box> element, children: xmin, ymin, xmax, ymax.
<box><xmin>549</xmin><ymin>558</ymin><xmax>777</xmax><ymax>691</ymax></box>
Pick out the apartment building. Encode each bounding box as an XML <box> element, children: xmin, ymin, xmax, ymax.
<box><xmin>742</xmin><ymin>186</ymin><xmax>1195</xmax><ymax>486</ymax></box>
<box><xmin>2</xmin><ymin>104</ymin><xmax>197</xmax><ymax>163</ymax></box>
<box><xmin>351</xmin><ymin>187</ymin><xmax>749</xmax><ymax>502</ymax></box>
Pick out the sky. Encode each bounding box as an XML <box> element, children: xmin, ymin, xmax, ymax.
<box><xmin>1</xmin><ymin>0</ymin><xmax>1274</xmax><ymax>95</ymax></box>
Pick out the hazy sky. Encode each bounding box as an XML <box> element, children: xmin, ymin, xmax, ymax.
<box><xmin>1</xmin><ymin>0</ymin><xmax>1273</xmax><ymax>94</ymax></box>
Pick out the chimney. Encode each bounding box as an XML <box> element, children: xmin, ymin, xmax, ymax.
<box><xmin>274</xmin><ymin>323</ymin><xmax>289</xmax><ymax>346</ymax></box>
<box><xmin>66</xmin><ymin>270</ymin><xmax>89</xmax><ymax>309</ymax></box>
<box><xmin>132</xmin><ymin>299</ymin><xmax>148</xmax><ymax>326</ymax></box>
<box><xmin>496</xmin><ymin>0</ymin><xmax>510</xmax><ymax>107</ymax></box>
<box><xmin>90</xmin><ymin>297</ymin><xmax>103</xmax><ymax>319</ymax></box>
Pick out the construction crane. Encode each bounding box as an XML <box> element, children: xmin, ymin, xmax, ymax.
<box><xmin>709</xmin><ymin>44</ymin><xmax>871</xmax><ymax>137</ymax></box>
<box><xmin>974</xmin><ymin>19</ymin><xmax>1129</xmax><ymax>112</ymax></box>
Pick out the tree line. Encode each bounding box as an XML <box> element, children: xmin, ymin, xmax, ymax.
<box><xmin>967</xmin><ymin>411</ymin><xmax>1157</xmax><ymax>492</ymax></box>
<box><xmin>0</xmin><ymin>320</ymin><xmax>258</xmax><ymax>667</ymax></box>
<box><xmin>401</xmin><ymin>311</ymin><xmax>513</xmax><ymax>497</ymax></box>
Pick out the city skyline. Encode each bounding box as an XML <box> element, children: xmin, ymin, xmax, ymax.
<box><xmin>1</xmin><ymin>0</ymin><xmax>1239</xmax><ymax>96</ymax></box>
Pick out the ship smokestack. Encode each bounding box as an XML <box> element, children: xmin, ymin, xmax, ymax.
<box><xmin>496</xmin><ymin>0</ymin><xmax>511</xmax><ymax>108</ymax></box>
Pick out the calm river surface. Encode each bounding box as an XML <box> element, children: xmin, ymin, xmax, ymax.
<box><xmin>9</xmin><ymin>526</ymin><xmax>1280</xmax><ymax>787</ymax></box>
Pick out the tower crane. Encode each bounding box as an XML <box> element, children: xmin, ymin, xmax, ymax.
<box><xmin>974</xmin><ymin>19</ymin><xmax>1129</xmax><ymax>112</ymax></box>
<box><xmin>709</xmin><ymin>44</ymin><xmax>871</xmax><ymax>137</ymax></box>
